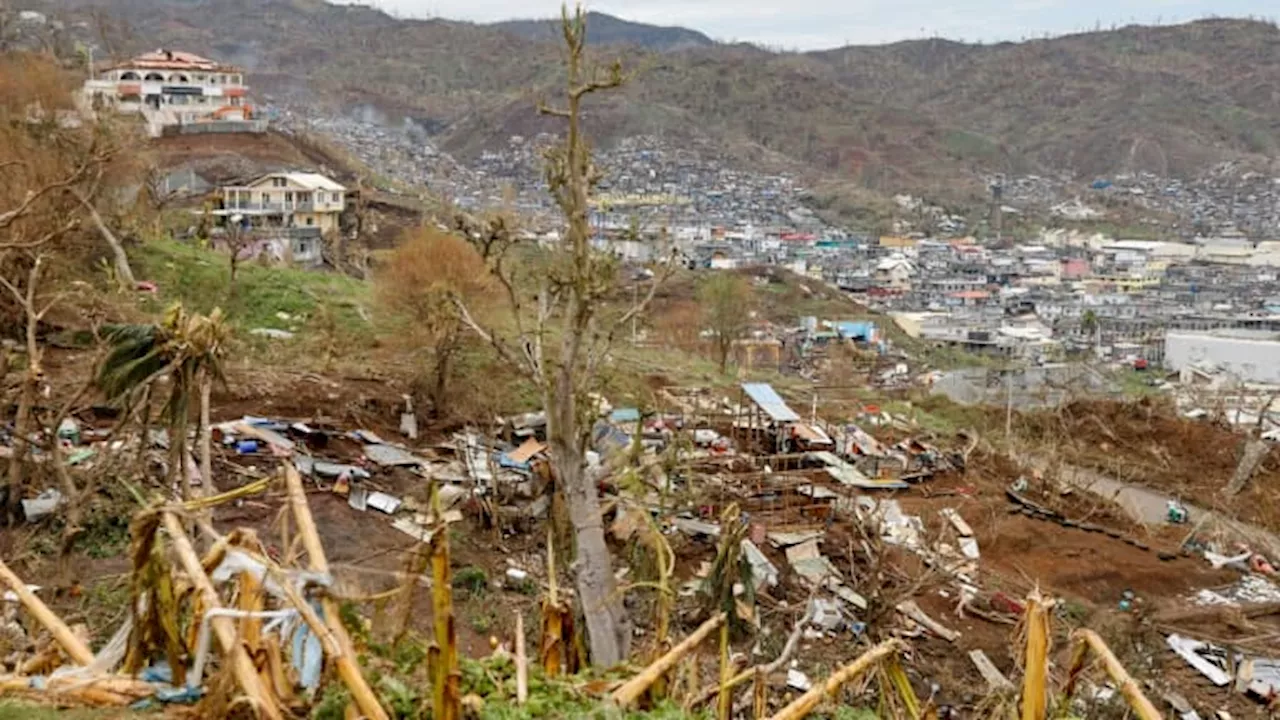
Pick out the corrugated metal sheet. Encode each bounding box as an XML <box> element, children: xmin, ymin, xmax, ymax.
<box><xmin>742</xmin><ymin>383</ymin><xmax>801</xmax><ymax>423</ymax></box>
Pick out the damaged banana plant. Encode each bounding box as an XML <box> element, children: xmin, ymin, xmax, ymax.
<box><xmin>539</xmin><ymin>530</ymin><xmax>579</xmax><ymax>677</ymax></box>
<box><xmin>427</xmin><ymin>483</ymin><xmax>461</xmax><ymax>720</ymax></box>
<box><xmin>702</xmin><ymin>503</ymin><xmax>754</xmax><ymax>720</ymax></box>
<box><xmin>122</xmin><ymin>509</ymin><xmax>188</xmax><ymax>686</ymax></box>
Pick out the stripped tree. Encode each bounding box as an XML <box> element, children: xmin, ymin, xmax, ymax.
<box><xmin>453</xmin><ymin>4</ymin><xmax>671</xmax><ymax>667</ymax></box>
<box><xmin>0</xmin><ymin>52</ymin><xmax>142</xmax><ymax>521</ymax></box>
<box><xmin>699</xmin><ymin>273</ymin><xmax>754</xmax><ymax>373</ymax></box>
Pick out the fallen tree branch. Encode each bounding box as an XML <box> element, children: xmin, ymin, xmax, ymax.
<box><xmin>765</xmin><ymin>639</ymin><xmax>904</xmax><ymax>720</ymax></box>
<box><xmin>0</xmin><ymin>558</ymin><xmax>94</xmax><ymax>666</ymax></box>
<box><xmin>687</xmin><ymin>601</ymin><xmax>816</xmax><ymax>708</ymax></box>
<box><xmin>284</xmin><ymin>466</ymin><xmax>390</xmax><ymax>720</ymax></box>
<box><xmin>1063</xmin><ymin>629</ymin><xmax>1161</xmax><ymax>720</ymax></box>
<box><xmin>611</xmin><ymin>612</ymin><xmax>725</xmax><ymax>708</ymax></box>
<box><xmin>0</xmin><ymin>674</ymin><xmax>158</xmax><ymax>705</ymax></box>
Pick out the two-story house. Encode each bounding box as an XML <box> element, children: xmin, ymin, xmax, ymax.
<box><xmin>219</xmin><ymin>172</ymin><xmax>346</xmax><ymax>233</ymax></box>
<box><xmin>212</xmin><ymin>172</ymin><xmax>347</xmax><ymax>267</ymax></box>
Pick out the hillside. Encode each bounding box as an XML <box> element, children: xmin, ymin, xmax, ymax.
<box><xmin>36</xmin><ymin>0</ymin><xmax>1280</xmax><ymax>200</ymax></box>
<box><xmin>490</xmin><ymin>11</ymin><xmax>714</xmax><ymax>51</ymax></box>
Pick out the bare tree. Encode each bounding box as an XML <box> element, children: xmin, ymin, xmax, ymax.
<box><xmin>699</xmin><ymin>273</ymin><xmax>754</xmax><ymax>373</ymax></box>
<box><xmin>454</xmin><ymin>5</ymin><xmax>672</xmax><ymax>667</ymax></box>
<box><xmin>223</xmin><ymin>219</ymin><xmax>256</xmax><ymax>290</ymax></box>
<box><xmin>0</xmin><ymin>254</ymin><xmax>66</xmax><ymax>523</ymax></box>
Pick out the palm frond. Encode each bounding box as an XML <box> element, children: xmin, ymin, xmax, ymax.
<box><xmin>97</xmin><ymin>325</ymin><xmax>168</xmax><ymax>404</ymax></box>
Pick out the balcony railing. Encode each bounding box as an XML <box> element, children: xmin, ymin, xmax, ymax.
<box><xmin>225</xmin><ymin>202</ymin><xmax>285</xmax><ymax>212</ymax></box>
<box><xmin>223</xmin><ymin>201</ymin><xmax>342</xmax><ymax>213</ymax></box>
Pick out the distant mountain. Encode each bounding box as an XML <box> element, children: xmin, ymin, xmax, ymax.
<box><xmin>490</xmin><ymin>11</ymin><xmax>714</xmax><ymax>51</ymax></box>
<box><xmin>26</xmin><ymin>0</ymin><xmax>1280</xmax><ymax>215</ymax></box>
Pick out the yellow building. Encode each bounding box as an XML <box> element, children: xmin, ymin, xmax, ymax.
<box><xmin>879</xmin><ymin>235</ymin><xmax>918</xmax><ymax>249</ymax></box>
<box><xmin>219</xmin><ymin>172</ymin><xmax>346</xmax><ymax>233</ymax></box>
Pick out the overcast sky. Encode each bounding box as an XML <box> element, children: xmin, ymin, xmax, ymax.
<box><xmin>349</xmin><ymin>0</ymin><xmax>1275</xmax><ymax>50</ymax></box>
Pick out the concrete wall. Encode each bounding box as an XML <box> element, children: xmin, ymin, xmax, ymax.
<box><xmin>1164</xmin><ymin>332</ymin><xmax>1280</xmax><ymax>384</ymax></box>
<box><xmin>170</xmin><ymin>119</ymin><xmax>268</xmax><ymax>135</ymax></box>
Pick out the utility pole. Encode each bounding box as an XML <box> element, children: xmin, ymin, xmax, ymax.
<box><xmin>1005</xmin><ymin>368</ymin><xmax>1014</xmax><ymax>438</ymax></box>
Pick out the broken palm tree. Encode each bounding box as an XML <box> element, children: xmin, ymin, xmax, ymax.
<box><xmin>123</xmin><ymin>509</ymin><xmax>188</xmax><ymax>687</ymax></box>
<box><xmin>428</xmin><ymin>483</ymin><xmax>461</xmax><ymax>720</ymax></box>
<box><xmin>1018</xmin><ymin>589</ymin><xmax>1053</xmax><ymax>720</ymax></box>
<box><xmin>160</xmin><ymin>509</ymin><xmax>283</xmax><ymax>720</ymax></box>
<box><xmin>98</xmin><ymin>304</ymin><xmax>231</xmax><ymax>507</ymax></box>
<box><xmin>703</xmin><ymin>503</ymin><xmax>754</xmax><ymax>720</ymax></box>
<box><xmin>539</xmin><ymin>530</ymin><xmax>578</xmax><ymax>678</ymax></box>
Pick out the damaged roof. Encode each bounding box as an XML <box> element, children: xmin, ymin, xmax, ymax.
<box><xmin>741</xmin><ymin>383</ymin><xmax>801</xmax><ymax>423</ymax></box>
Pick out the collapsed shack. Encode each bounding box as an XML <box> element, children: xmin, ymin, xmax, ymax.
<box><xmin>8</xmin><ymin>375</ymin><xmax>1280</xmax><ymax>718</ymax></box>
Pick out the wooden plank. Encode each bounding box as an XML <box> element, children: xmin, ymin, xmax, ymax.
<box><xmin>968</xmin><ymin>649</ymin><xmax>1014</xmax><ymax>692</ymax></box>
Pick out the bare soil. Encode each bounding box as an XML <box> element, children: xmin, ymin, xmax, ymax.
<box><xmin>1021</xmin><ymin>399</ymin><xmax>1280</xmax><ymax>533</ymax></box>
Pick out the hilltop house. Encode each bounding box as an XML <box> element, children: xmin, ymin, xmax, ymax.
<box><xmin>81</xmin><ymin>49</ymin><xmax>263</xmax><ymax>136</ymax></box>
<box><xmin>210</xmin><ymin>172</ymin><xmax>347</xmax><ymax>267</ymax></box>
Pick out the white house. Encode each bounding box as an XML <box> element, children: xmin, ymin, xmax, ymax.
<box><xmin>217</xmin><ymin>172</ymin><xmax>346</xmax><ymax>233</ymax></box>
<box><xmin>873</xmin><ymin>256</ymin><xmax>916</xmax><ymax>291</ymax></box>
<box><xmin>81</xmin><ymin>49</ymin><xmax>262</xmax><ymax>136</ymax></box>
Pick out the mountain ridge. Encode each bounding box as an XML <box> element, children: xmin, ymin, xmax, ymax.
<box><xmin>489</xmin><ymin>10</ymin><xmax>715</xmax><ymax>51</ymax></box>
<box><xmin>28</xmin><ymin>0</ymin><xmax>1280</xmax><ymax>211</ymax></box>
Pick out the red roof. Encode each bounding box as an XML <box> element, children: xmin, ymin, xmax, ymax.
<box><xmin>950</xmin><ymin>290</ymin><xmax>991</xmax><ymax>300</ymax></box>
<box><xmin>111</xmin><ymin>49</ymin><xmax>240</xmax><ymax>73</ymax></box>
<box><xmin>780</xmin><ymin>233</ymin><xmax>816</xmax><ymax>242</ymax></box>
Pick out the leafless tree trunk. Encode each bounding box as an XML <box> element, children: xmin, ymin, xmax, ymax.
<box><xmin>538</xmin><ymin>6</ymin><xmax>630</xmax><ymax>667</ymax></box>
<box><xmin>454</xmin><ymin>6</ymin><xmax>674</xmax><ymax>667</ymax></box>
<box><xmin>0</xmin><ymin>256</ymin><xmax>60</xmax><ymax>523</ymax></box>
<box><xmin>70</xmin><ymin>187</ymin><xmax>135</xmax><ymax>290</ymax></box>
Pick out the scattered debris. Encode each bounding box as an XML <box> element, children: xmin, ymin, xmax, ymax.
<box><xmin>968</xmin><ymin>649</ymin><xmax>1014</xmax><ymax>692</ymax></box>
<box><xmin>896</xmin><ymin>600</ymin><xmax>959</xmax><ymax>642</ymax></box>
<box><xmin>20</xmin><ymin>488</ymin><xmax>63</xmax><ymax>521</ymax></box>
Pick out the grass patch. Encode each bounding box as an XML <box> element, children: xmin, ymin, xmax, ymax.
<box><xmin>943</xmin><ymin>129</ymin><xmax>1002</xmax><ymax>163</ymax></box>
<box><xmin>132</xmin><ymin>238</ymin><xmax>371</xmax><ymax>336</ymax></box>
<box><xmin>1114</xmin><ymin>368</ymin><xmax>1162</xmax><ymax>397</ymax></box>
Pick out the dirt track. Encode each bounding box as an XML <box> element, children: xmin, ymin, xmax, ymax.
<box><xmin>1020</xmin><ymin>399</ymin><xmax>1280</xmax><ymax>533</ymax></box>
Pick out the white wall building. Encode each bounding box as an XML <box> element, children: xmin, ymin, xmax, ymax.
<box><xmin>82</xmin><ymin>49</ymin><xmax>262</xmax><ymax>136</ymax></box>
<box><xmin>1165</xmin><ymin>330</ymin><xmax>1280</xmax><ymax>385</ymax></box>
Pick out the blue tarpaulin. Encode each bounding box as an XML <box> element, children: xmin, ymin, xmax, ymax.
<box><xmin>610</xmin><ymin>408</ymin><xmax>641</xmax><ymax>424</ymax></box>
<box><xmin>834</xmin><ymin>321</ymin><xmax>876</xmax><ymax>341</ymax></box>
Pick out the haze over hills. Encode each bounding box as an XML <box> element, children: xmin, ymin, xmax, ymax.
<box><xmin>490</xmin><ymin>11</ymin><xmax>715</xmax><ymax>51</ymax></box>
<box><xmin>33</xmin><ymin>0</ymin><xmax>1280</xmax><ymax>209</ymax></box>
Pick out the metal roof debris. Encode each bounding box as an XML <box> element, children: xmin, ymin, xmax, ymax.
<box><xmin>741</xmin><ymin>383</ymin><xmax>801</xmax><ymax>423</ymax></box>
<box><xmin>363</xmin><ymin>444</ymin><xmax>424</xmax><ymax>467</ymax></box>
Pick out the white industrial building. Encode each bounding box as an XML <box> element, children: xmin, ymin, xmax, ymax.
<box><xmin>1164</xmin><ymin>330</ymin><xmax>1280</xmax><ymax>385</ymax></box>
